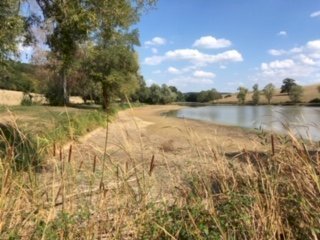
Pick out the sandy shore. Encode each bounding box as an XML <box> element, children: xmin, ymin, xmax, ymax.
<box><xmin>67</xmin><ymin>105</ymin><xmax>265</xmax><ymax>168</ymax></box>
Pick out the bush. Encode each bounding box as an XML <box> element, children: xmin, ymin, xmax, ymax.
<box><xmin>45</xmin><ymin>79</ymin><xmax>65</xmax><ymax>106</ymax></box>
<box><xmin>309</xmin><ymin>98</ymin><xmax>320</xmax><ymax>103</ymax></box>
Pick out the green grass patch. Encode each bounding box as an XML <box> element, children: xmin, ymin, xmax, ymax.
<box><xmin>0</xmin><ymin>105</ymin><xmax>108</xmax><ymax>169</ymax></box>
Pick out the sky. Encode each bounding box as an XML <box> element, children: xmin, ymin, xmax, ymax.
<box><xmin>135</xmin><ymin>0</ymin><xmax>320</xmax><ymax>92</ymax></box>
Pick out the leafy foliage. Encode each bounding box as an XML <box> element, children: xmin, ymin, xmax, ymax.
<box><xmin>85</xmin><ymin>44</ymin><xmax>140</xmax><ymax>110</ymax></box>
<box><xmin>237</xmin><ymin>87</ymin><xmax>248</xmax><ymax>104</ymax></box>
<box><xmin>288</xmin><ymin>85</ymin><xmax>303</xmax><ymax>103</ymax></box>
<box><xmin>0</xmin><ymin>61</ymin><xmax>41</xmax><ymax>92</ymax></box>
<box><xmin>263</xmin><ymin>83</ymin><xmax>275</xmax><ymax>104</ymax></box>
<box><xmin>197</xmin><ymin>89</ymin><xmax>222</xmax><ymax>103</ymax></box>
<box><xmin>281</xmin><ymin>78</ymin><xmax>297</xmax><ymax>94</ymax></box>
<box><xmin>251</xmin><ymin>84</ymin><xmax>260</xmax><ymax>105</ymax></box>
<box><xmin>0</xmin><ymin>0</ymin><xmax>24</xmax><ymax>65</ymax></box>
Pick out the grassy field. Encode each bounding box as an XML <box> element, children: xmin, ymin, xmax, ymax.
<box><xmin>217</xmin><ymin>84</ymin><xmax>320</xmax><ymax>104</ymax></box>
<box><xmin>0</xmin><ymin>104</ymin><xmax>319</xmax><ymax>239</ymax></box>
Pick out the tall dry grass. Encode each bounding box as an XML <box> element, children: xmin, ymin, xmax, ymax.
<box><xmin>0</xmin><ymin>109</ymin><xmax>319</xmax><ymax>239</ymax></box>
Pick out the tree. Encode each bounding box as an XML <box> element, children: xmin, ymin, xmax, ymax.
<box><xmin>288</xmin><ymin>85</ymin><xmax>304</xmax><ymax>103</ymax></box>
<box><xmin>85</xmin><ymin>44</ymin><xmax>139</xmax><ymax>111</ymax></box>
<box><xmin>252</xmin><ymin>84</ymin><xmax>260</xmax><ymax>105</ymax></box>
<box><xmin>131</xmin><ymin>75</ymin><xmax>150</xmax><ymax>103</ymax></box>
<box><xmin>197</xmin><ymin>89</ymin><xmax>222</xmax><ymax>103</ymax></box>
<box><xmin>317</xmin><ymin>85</ymin><xmax>320</xmax><ymax>94</ymax></box>
<box><xmin>281</xmin><ymin>78</ymin><xmax>297</xmax><ymax>93</ymax></box>
<box><xmin>263</xmin><ymin>83</ymin><xmax>275</xmax><ymax>104</ymax></box>
<box><xmin>160</xmin><ymin>84</ymin><xmax>176</xmax><ymax>104</ymax></box>
<box><xmin>0</xmin><ymin>0</ymin><xmax>24</xmax><ymax>65</ymax></box>
<box><xmin>237</xmin><ymin>87</ymin><xmax>248</xmax><ymax>104</ymax></box>
<box><xmin>34</xmin><ymin>0</ymin><xmax>156</xmax><ymax>105</ymax></box>
<box><xmin>148</xmin><ymin>84</ymin><xmax>162</xmax><ymax>104</ymax></box>
<box><xmin>169</xmin><ymin>86</ymin><xmax>184</xmax><ymax>102</ymax></box>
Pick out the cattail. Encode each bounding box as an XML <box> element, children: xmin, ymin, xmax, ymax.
<box><xmin>53</xmin><ymin>142</ymin><xmax>56</xmax><ymax>157</ymax></box>
<box><xmin>93</xmin><ymin>155</ymin><xmax>97</xmax><ymax>173</ymax></box>
<box><xmin>68</xmin><ymin>144</ymin><xmax>73</xmax><ymax>163</ymax></box>
<box><xmin>59</xmin><ymin>146</ymin><xmax>63</xmax><ymax>161</ymax></box>
<box><xmin>271</xmin><ymin>134</ymin><xmax>275</xmax><ymax>156</ymax></box>
<box><xmin>149</xmin><ymin>155</ymin><xmax>155</xmax><ymax>176</ymax></box>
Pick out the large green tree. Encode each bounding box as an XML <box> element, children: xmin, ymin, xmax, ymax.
<box><xmin>34</xmin><ymin>0</ymin><xmax>156</xmax><ymax>105</ymax></box>
<box><xmin>281</xmin><ymin>78</ymin><xmax>297</xmax><ymax>94</ymax></box>
<box><xmin>0</xmin><ymin>0</ymin><xmax>25</xmax><ymax>66</ymax></box>
<box><xmin>85</xmin><ymin>44</ymin><xmax>139</xmax><ymax>110</ymax></box>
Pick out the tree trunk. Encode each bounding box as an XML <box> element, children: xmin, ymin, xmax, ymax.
<box><xmin>102</xmin><ymin>86</ymin><xmax>110</xmax><ymax>111</ymax></box>
<box><xmin>62</xmin><ymin>69</ymin><xmax>69</xmax><ymax>105</ymax></box>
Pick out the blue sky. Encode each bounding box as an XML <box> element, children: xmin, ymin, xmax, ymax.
<box><xmin>135</xmin><ymin>0</ymin><xmax>320</xmax><ymax>92</ymax></box>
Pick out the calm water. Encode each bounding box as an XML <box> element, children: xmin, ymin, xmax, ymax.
<box><xmin>174</xmin><ymin>105</ymin><xmax>320</xmax><ymax>140</ymax></box>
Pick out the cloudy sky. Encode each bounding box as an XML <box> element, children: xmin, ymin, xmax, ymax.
<box><xmin>136</xmin><ymin>0</ymin><xmax>320</xmax><ymax>92</ymax></box>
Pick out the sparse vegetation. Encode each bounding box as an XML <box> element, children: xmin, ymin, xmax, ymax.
<box><xmin>237</xmin><ymin>87</ymin><xmax>248</xmax><ymax>104</ymax></box>
<box><xmin>251</xmin><ymin>84</ymin><xmax>260</xmax><ymax>104</ymax></box>
<box><xmin>263</xmin><ymin>83</ymin><xmax>276</xmax><ymax>104</ymax></box>
<box><xmin>0</xmin><ymin>106</ymin><xmax>319</xmax><ymax>239</ymax></box>
<box><xmin>288</xmin><ymin>85</ymin><xmax>304</xmax><ymax>103</ymax></box>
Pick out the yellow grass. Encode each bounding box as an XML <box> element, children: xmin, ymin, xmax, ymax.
<box><xmin>0</xmin><ymin>105</ymin><xmax>319</xmax><ymax>239</ymax></box>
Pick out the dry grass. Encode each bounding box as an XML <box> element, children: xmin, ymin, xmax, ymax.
<box><xmin>217</xmin><ymin>84</ymin><xmax>320</xmax><ymax>104</ymax></box>
<box><xmin>0</xmin><ymin>106</ymin><xmax>319</xmax><ymax>239</ymax></box>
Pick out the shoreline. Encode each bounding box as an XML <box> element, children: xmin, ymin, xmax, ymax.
<box><xmin>126</xmin><ymin>105</ymin><xmax>267</xmax><ymax>153</ymax></box>
<box><xmin>175</xmin><ymin>101</ymin><xmax>320</xmax><ymax>107</ymax></box>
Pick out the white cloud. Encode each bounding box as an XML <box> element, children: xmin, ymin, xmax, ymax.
<box><xmin>290</xmin><ymin>47</ymin><xmax>303</xmax><ymax>54</ymax></box>
<box><xmin>144</xmin><ymin>49</ymin><xmax>243</xmax><ymax>66</ymax></box>
<box><xmin>252</xmin><ymin>38</ymin><xmax>320</xmax><ymax>86</ymax></box>
<box><xmin>193</xmin><ymin>35</ymin><xmax>232</xmax><ymax>49</ymax></box>
<box><xmin>268</xmin><ymin>49</ymin><xmax>286</xmax><ymax>56</ymax></box>
<box><xmin>298</xmin><ymin>54</ymin><xmax>316</xmax><ymax>65</ymax></box>
<box><xmin>306</xmin><ymin>40</ymin><xmax>320</xmax><ymax>50</ymax></box>
<box><xmin>144</xmin><ymin>55</ymin><xmax>164</xmax><ymax>65</ymax></box>
<box><xmin>168</xmin><ymin>67</ymin><xmax>181</xmax><ymax>74</ymax></box>
<box><xmin>145</xmin><ymin>37</ymin><xmax>167</xmax><ymax>46</ymax></box>
<box><xmin>193</xmin><ymin>70</ymin><xmax>216</xmax><ymax>78</ymax></box>
<box><xmin>220</xmin><ymin>65</ymin><xmax>227</xmax><ymax>69</ymax></box>
<box><xmin>261</xmin><ymin>59</ymin><xmax>295</xmax><ymax>71</ymax></box>
<box><xmin>151</xmin><ymin>48</ymin><xmax>158</xmax><ymax>54</ymax></box>
<box><xmin>278</xmin><ymin>31</ymin><xmax>287</xmax><ymax>36</ymax></box>
<box><xmin>310</xmin><ymin>11</ymin><xmax>320</xmax><ymax>18</ymax></box>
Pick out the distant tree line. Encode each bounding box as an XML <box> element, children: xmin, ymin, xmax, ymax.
<box><xmin>0</xmin><ymin>61</ymin><xmax>41</xmax><ymax>93</ymax></box>
<box><xmin>184</xmin><ymin>89</ymin><xmax>222</xmax><ymax>103</ymax></box>
<box><xmin>237</xmin><ymin>78</ymin><xmax>304</xmax><ymax>105</ymax></box>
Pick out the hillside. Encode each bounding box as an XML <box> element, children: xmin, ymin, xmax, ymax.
<box><xmin>216</xmin><ymin>84</ymin><xmax>320</xmax><ymax>104</ymax></box>
<box><xmin>0</xmin><ymin>61</ymin><xmax>42</xmax><ymax>93</ymax></box>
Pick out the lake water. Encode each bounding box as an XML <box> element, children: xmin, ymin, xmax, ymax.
<box><xmin>173</xmin><ymin>105</ymin><xmax>320</xmax><ymax>140</ymax></box>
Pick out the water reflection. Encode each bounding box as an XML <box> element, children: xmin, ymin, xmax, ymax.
<box><xmin>175</xmin><ymin>105</ymin><xmax>320</xmax><ymax>140</ymax></box>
